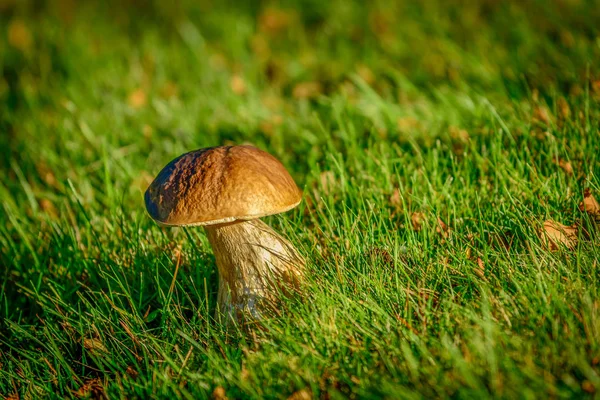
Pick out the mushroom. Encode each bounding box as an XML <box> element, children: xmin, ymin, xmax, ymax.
<box><xmin>144</xmin><ymin>145</ymin><xmax>305</xmax><ymax>325</ymax></box>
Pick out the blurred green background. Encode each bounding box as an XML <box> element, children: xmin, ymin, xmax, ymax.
<box><xmin>1</xmin><ymin>0</ymin><xmax>600</xmax><ymax>398</ymax></box>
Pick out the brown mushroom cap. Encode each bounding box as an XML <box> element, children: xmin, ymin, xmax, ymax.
<box><xmin>145</xmin><ymin>145</ymin><xmax>302</xmax><ymax>226</ymax></box>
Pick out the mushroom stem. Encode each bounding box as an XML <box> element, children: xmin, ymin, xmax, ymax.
<box><xmin>204</xmin><ymin>218</ymin><xmax>305</xmax><ymax>325</ymax></box>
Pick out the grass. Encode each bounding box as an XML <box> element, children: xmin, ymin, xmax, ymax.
<box><xmin>1</xmin><ymin>0</ymin><xmax>600</xmax><ymax>398</ymax></box>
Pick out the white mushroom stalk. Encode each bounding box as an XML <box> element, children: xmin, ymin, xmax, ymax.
<box><xmin>205</xmin><ymin>219</ymin><xmax>305</xmax><ymax>323</ymax></box>
<box><xmin>145</xmin><ymin>145</ymin><xmax>306</xmax><ymax>327</ymax></box>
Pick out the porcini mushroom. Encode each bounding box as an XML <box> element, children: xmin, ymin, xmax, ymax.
<box><xmin>144</xmin><ymin>145</ymin><xmax>305</xmax><ymax>325</ymax></box>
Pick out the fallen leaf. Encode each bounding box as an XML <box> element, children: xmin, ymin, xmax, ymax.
<box><xmin>230</xmin><ymin>75</ymin><xmax>246</xmax><ymax>95</ymax></box>
<box><xmin>212</xmin><ymin>386</ymin><xmax>228</xmax><ymax>400</ymax></box>
<box><xmin>390</xmin><ymin>188</ymin><xmax>401</xmax><ymax>208</ymax></box>
<box><xmin>287</xmin><ymin>388</ymin><xmax>312</xmax><ymax>400</ymax></box>
<box><xmin>540</xmin><ymin>220</ymin><xmax>578</xmax><ymax>250</ymax></box>
<box><xmin>474</xmin><ymin>257</ymin><xmax>485</xmax><ymax>278</ymax></box>
<box><xmin>8</xmin><ymin>19</ymin><xmax>32</xmax><ymax>53</ymax></box>
<box><xmin>580</xmin><ymin>189</ymin><xmax>600</xmax><ymax>218</ymax></box>
<box><xmin>128</xmin><ymin>88</ymin><xmax>147</xmax><ymax>108</ymax></box>
<box><xmin>292</xmin><ymin>81</ymin><xmax>322</xmax><ymax>99</ymax></box>
<box><xmin>449</xmin><ymin>126</ymin><xmax>470</xmax><ymax>142</ymax></box>
<box><xmin>411</xmin><ymin>212</ymin><xmax>425</xmax><ymax>231</ymax></box>
<box><xmin>39</xmin><ymin>198</ymin><xmax>58</xmax><ymax>218</ymax></box>
<box><xmin>582</xmin><ymin>380</ymin><xmax>596</xmax><ymax>394</ymax></box>
<box><xmin>555</xmin><ymin>158</ymin><xmax>573</xmax><ymax>175</ymax></box>
<box><xmin>74</xmin><ymin>378</ymin><xmax>104</xmax><ymax>399</ymax></box>
<box><xmin>436</xmin><ymin>217</ymin><xmax>450</xmax><ymax>239</ymax></box>
<box><xmin>125</xmin><ymin>366</ymin><xmax>138</xmax><ymax>380</ymax></box>
<box><xmin>533</xmin><ymin>106</ymin><xmax>551</xmax><ymax>125</ymax></box>
<box><xmin>84</xmin><ymin>338</ymin><xmax>107</xmax><ymax>356</ymax></box>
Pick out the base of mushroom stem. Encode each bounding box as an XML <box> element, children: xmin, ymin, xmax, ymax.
<box><xmin>216</xmin><ymin>278</ymin><xmax>300</xmax><ymax>327</ymax></box>
<box><xmin>205</xmin><ymin>218</ymin><xmax>305</xmax><ymax>326</ymax></box>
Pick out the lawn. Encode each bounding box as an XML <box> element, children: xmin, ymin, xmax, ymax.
<box><xmin>1</xmin><ymin>0</ymin><xmax>600</xmax><ymax>398</ymax></box>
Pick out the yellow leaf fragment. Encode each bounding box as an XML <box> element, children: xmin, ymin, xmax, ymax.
<box><xmin>83</xmin><ymin>338</ymin><xmax>107</xmax><ymax>355</ymax></box>
<box><xmin>436</xmin><ymin>217</ymin><xmax>450</xmax><ymax>239</ymax></box>
<box><xmin>533</xmin><ymin>106</ymin><xmax>552</xmax><ymax>125</ymax></box>
<box><xmin>540</xmin><ymin>220</ymin><xmax>578</xmax><ymax>251</ymax></box>
<box><xmin>580</xmin><ymin>189</ymin><xmax>600</xmax><ymax>218</ymax></box>
<box><xmin>475</xmin><ymin>257</ymin><xmax>485</xmax><ymax>278</ymax></box>
<box><xmin>556</xmin><ymin>158</ymin><xmax>573</xmax><ymax>175</ymax></box>
<box><xmin>212</xmin><ymin>386</ymin><xmax>228</xmax><ymax>400</ymax></box>
<box><xmin>411</xmin><ymin>212</ymin><xmax>425</xmax><ymax>231</ymax></box>
<box><xmin>390</xmin><ymin>188</ymin><xmax>401</xmax><ymax>208</ymax></box>
<box><xmin>287</xmin><ymin>388</ymin><xmax>312</xmax><ymax>400</ymax></box>
<box><xmin>74</xmin><ymin>378</ymin><xmax>103</xmax><ymax>399</ymax></box>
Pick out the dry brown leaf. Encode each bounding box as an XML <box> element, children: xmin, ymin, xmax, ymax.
<box><xmin>411</xmin><ymin>212</ymin><xmax>425</xmax><ymax>231</ymax></box>
<box><xmin>287</xmin><ymin>388</ymin><xmax>312</xmax><ymax>400</ymax></box>
<box><xmin>128</xmin><ymin>88</ymin><xmax>147</xmax><ymax>108</ymax></box>
<box><xmin>436</xmin><ymin>217</ymin><xmax>450</xmax><ymax>239</ymax></box>
<box><xmin>125</xmin><ymin>366</ymin><xmax>139</xmax><ymax>380</ymax></box>
<box><xmin>83</xmin><ymin>338</ymin><xmax>107</xmax><ymax>356</ymax></box>
<box><xmin>292</xmin><ymin>81</ymin><xmax>322</xmax><ymax>99</ymax></box>
<box><xmin>474</xmin><ymin>257</ymin><xmax>485</xmax><ymax>278</ymax></box>
<box><xmin>39</xmin><ymin>198</ymin><xmax>58</xmax><ymax>218</ymax></box>
<box><xmin>230</xmin><ymin>75</ymin><xmax>247</xmax><ymax>95</ymax></box>
<box><xmin>8</xmin><ymin>19</ymin><xmax>32</xmax><ymax>53</ymax></box>
<box><xmin>390</xmin><ymin>188</ymin><xmax>401</xmax><ymax>207</ymax></box>
<box><xmin>540</xmin><ymin>220</ymin><xmax>578</xmax><ymax>251</ymax></box>
<box><xmin>533</xmin><ymin>106</ymin><xmax>552</xmax><ymax>125</ymax></box>
<box><xmin>74</xmin><ymin>378</ymin><xmax>104</xmax><ymax>399</ymax></box>
<box><xmin>582</xmin><ymin>380</ymin><xmax>596</xmax><ymax>394</ymax></box>
<box><xmin>449</xmin><ymin>126</ymin><xmax>470</xmax><ymax>143</ymax></box>
<box><xmin>212</xmin><ymin>386</ymin><xmax>228</xmax><ymax>400</ymax></box>
<box><xmin>580</xmin><ymin>189</ymin><xmax>600</xmax><ymax>217</ymax></box>
<box><xmin>556</xmin><ymin>158</ymin><xmax>573</xmax><ymax>175</ymax></box>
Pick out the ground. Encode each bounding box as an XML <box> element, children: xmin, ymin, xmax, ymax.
<box><xmin>1</xmin><ymin>0</ymin><xmax>600</xmax><ymax>398</ymax></box>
